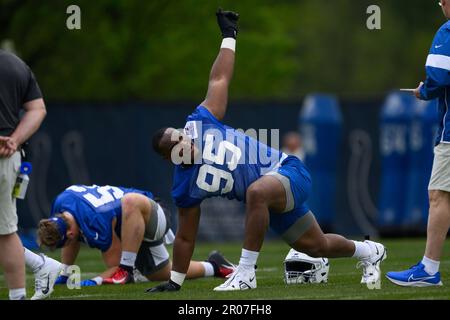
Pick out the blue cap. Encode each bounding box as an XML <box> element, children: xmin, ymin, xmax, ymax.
<box><xmin>20</xmin><ymin>162</ymin><xmax>32</xmax><ymax>175</ymax></box>
<box><xmin>50</xmin><ymin>216</ymin><xmax>68</xmax><ymax>248</ymax></box>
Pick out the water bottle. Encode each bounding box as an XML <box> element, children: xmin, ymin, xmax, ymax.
<box><xmin>12</xmin><ymin>162</ymin><xmax>32</xmax><ymax>199</ymax></box>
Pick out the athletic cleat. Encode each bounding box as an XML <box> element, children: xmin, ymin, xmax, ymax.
<box><xmin>213</xmin><ymin>265</ymin><xmax>256</xmax><ymax>291</ymax></box>
<box><xmin>103</xmin><ymin>267</ymin><xmax>134</xmax><ymax>285</ymax></box>
<box><xmin>208</xmin><ymin>250</ymin><xmax>236</xmax><ymax>278</ymax></box>
<box><xmin>356</xmin><ymin>240</ymin><xmax>387</xmax><ymax>285</ymax></box>
<box><xmin>31</xmin><ymin>255</ymin><xmax>63</xmax><ymax>300</ymax></box>
<box><xmin>386</xmin><ymin>263</ymin><xmax>443</xmax><ymax>287</ymax></box>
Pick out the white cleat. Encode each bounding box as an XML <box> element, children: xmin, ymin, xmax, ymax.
<box><xmin>31</xmin><ymin>255</ymin><xmax>63</xmax><ymax>300</ymax></box>
<box><xmin>356</xmin><ymin>240</ymin><xmax>387</xmax><ymax>286</ymax></box>
<box><xmin>213</xmin><ymin>266</ymin><xmax>256</xmax><ymax>291</ymax></box>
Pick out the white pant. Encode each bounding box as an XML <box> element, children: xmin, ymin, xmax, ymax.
<box><xmin>0</xmin><ymin>152</ymin><xmax>21</xmax><ymax>235</ymax></box>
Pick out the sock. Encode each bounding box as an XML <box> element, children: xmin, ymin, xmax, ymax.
<box><xmin>119</xmin><ymin>251</ymin><xmax>137</xmax><ymax>272</ymax></box>
<box><xmin>422</xmin><ymin>256</ymin><xmax>440</xmax><ymax>275</ymax></box>
<box><xmin>201</xmin><ymin>261</ymin><xmax>215</xmax><ymax>277</ymax></box>
<box><xmin>60</xmin><ymin>264</ymin><xmax>70</xmax><ymax>276</ymax></box>
<box><xmin>239</xmin><ymin>248</ymin><xmax>259</xmax><ymax>269</ymax></box>
<box><xmin>170</xmin><ymin>271</ymin><xmax>186</xmax><ymax>287</ymax></box>
<box><xmin>9</xmin><ymin>288</ymin><xmax>26</xmax><ymax>300</ymax></box>
<box><xmin>92</xmin><ymin>276</ymin><xmax>103</xmax><ymax>285</ymax></box>
<box><xmin>352</xmin><ymin>241</ymin><xmax>371</xmax><ymax>260</ymax></box>
<box><xmin>24</xmin><ymin>248</ymin><xmax>45</xmax><ymax>273</ymax></box>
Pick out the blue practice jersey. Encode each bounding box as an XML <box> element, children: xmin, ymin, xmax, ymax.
<box><xmin>172</xmin><ymin>106</ymin><xmax>292</xmax><ymax>208</ymax></box>
<box><xmin>419</xmin><ymin>20</ymin><xmax>450</xmax><ymax>144</ymax></box>
<box><xmin>51</xmin><ymin>185</ymin><xmax>153</xmax><ymax>252</ymax></box>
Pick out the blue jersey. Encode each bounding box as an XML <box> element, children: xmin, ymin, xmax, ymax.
<box><xmin>172</xmin><ymin>106</ymin><xmax>292</xmax><ymax>208</ymax></box>
<box><xmin>419</xmin><ymin>20</ymin><xmax>450</xmax><ymax>145</ymax></box>
<box><xmin>51</xmin><ymin>185</ymin><xmax>153</xmax><ymax>252</ymax></box>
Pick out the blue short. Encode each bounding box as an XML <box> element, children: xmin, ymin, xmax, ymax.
<box><xmin>268</xmin><ymin>156</ymin><xmax>313</xmax><ymax>240</ymax></box>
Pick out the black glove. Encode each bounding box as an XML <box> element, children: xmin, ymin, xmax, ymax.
<box><xmin>216</xmin><ymin>8</ymin><xmax>239</xmax><ymax>39</ymax></box>
<box><xmin>145</xmin><ymin>280</ymin><xmax>181</xmax><ymax>293</ymax></box>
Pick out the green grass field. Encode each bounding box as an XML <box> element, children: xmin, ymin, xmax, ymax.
<box><xmin>1</xmin><ymin>239</ymin><xmax>449</xmax><ymax>300</ymax></box>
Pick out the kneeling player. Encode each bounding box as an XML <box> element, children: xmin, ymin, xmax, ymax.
<box><xmin>37</xmin><ymin>185</ymin><xmax>234</xmax><ymax>289</ymax></box>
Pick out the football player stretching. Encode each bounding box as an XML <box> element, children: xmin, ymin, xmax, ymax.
<box><xmin>36</xmin><ymin>184</ymin><xmax>234</xmax><ymax>296</ymax></box>
<box><xmin>148</xmin><ymin>8</ymin><xmax>387</xmax><ymax>292</ymax></box>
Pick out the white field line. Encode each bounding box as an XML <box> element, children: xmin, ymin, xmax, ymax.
<box><xmin>257</xmin><ymin>267</ymin><xmax>279</xmax><ymax>272</ymax></box>
<box><xmin>56</xmin><ymin>293</ymin><xmax>117</xmax><ymax>299</ymax></box>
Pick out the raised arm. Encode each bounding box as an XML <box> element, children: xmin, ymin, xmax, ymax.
<box><xmin>201</xmin><ymin>9</ymin><xmax>239</xmax><ymax>121</ymax></box>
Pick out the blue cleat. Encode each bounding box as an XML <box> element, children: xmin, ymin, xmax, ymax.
<box><xmin>386</xmin><ymin>263</ymin><xmax>443</xmax><ymax>287</ymax></box>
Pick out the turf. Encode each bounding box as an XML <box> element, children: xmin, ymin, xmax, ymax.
<box><xmin>1</xmin><ymin>239</ymin><xmax>449</xmax><ymax>300</ymax></box>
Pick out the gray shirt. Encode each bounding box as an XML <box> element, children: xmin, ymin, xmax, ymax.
<box><xmin>0</xmin><ymin>50</ymin><xmax>42</xmax><ymax>136</ymax></box>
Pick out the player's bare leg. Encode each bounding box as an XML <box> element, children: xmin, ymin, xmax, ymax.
<box><xmin>291</xmin><ymin>218</ymin><xmax>355</xmax><ymax>258</ymax></box>
<box><xmin>0</xmin><ymin>233</ymin><xmax>26</xmax><ymax>299</ymax></box>
<box><xmin>386</xmin><ymin>191</ymin><xmax>450</xmax><ymax>287</ymax></box>
<box><xmin>244</xmin><ymin>176</ymin><xmax>355</xmax><ymax>259</ymax></box>
<box><xmin>106</xmin><ymin>193</ymin><xmax>151</xmax><ymax>284</ymax></box>
<box><xmin>242</xmin><ymin>175</ymin><xmax>286</xmax><ymax>252</ymax></box>
<box><xmin>424</xmin><ymin>190</ymin><xmax>450</xmax><ymax>262</ymax></box>
<box><xmin>120</xmin><ymin>193</ymin><xmax>151</xmax><ymax>253</ymax></box>
<box><xmin>215</xmin><ymin>176</ymin><xmax>285</xmax><ymax>291</ymax></box>
<box><xmin>147</xmin><ymin>256</ymin><xmax>234</xmax><ymax>282</ymax></box>
<box><xmin>242</xmin><ymin>177</ymin><xmax>354</xmax><ymax>258</ymax></box>
<box><xmin>215</xmin><ymin>176</ymin><xmax>386</xmax><ymax>291</ymax></box>
<box><xmin>186</xmin><ymin>261</ymin><xmax>214</xmax><ymax>279</ymax></box>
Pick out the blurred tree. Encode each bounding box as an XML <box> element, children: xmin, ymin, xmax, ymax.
<box><xmin>0</xmin><ymin>0</ymin><xmax>444</xmax><ymax>101</ymax></box>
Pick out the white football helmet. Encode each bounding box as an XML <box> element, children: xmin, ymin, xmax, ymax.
<box><xmin>284</xmin><ymin>249</ymin><xmax>330</xmax><ymax>284</ymax></box>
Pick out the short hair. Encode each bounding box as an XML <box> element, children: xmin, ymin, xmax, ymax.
<box><xmin>152</xmin><ymin>127</ymin><xmax>169</xmax><ymax>154</ymax></box>
<box><xmin>37</xmin><ymin>215</ymin><xmax>65</xmax><ymax>250</ymax></box>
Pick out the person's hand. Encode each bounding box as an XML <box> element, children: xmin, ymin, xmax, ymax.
<box><xmin>0</xmin><ymin>136</ymin><xmax>18</xmax><ymax>158</ymax></box>
<box><xmin>0</xmin><ymin>138</ymin><xmax>8</xmax><ymax>158</ymax></box>
<box><xmin>216</xmin><ymin>8</ymin><xmax>239</xmax><ymax>39</ymax></box>
<box><xmin>414</xmin><ymin>82</ymin><xmax>424</xmax><ymax>99</ymax></box>
<box><xmin>55</xmin><ymin>275</ymin><xmax>69</xmax><ymax>285</ymax></box>
<box><xmin>145</xmin><ymin>280</ymin><xmax>181</xmax><ymax>293</ymax></box>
